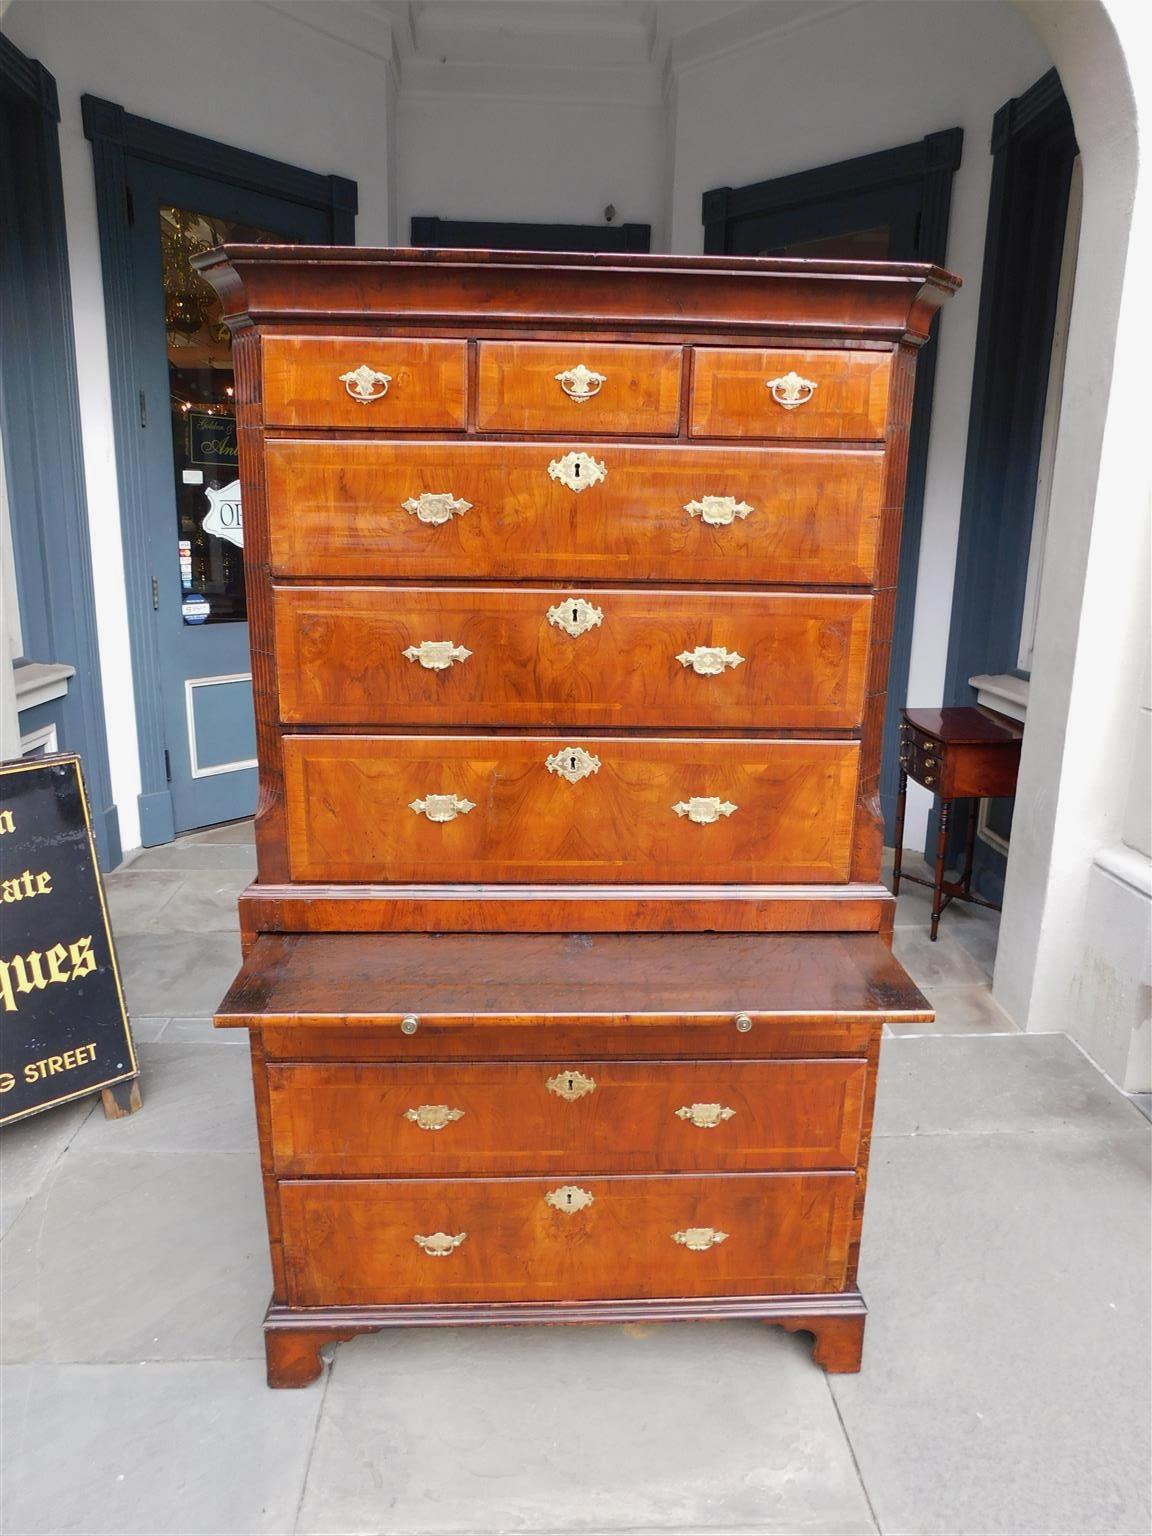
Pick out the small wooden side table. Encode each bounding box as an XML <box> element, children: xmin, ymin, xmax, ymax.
<box><xmin>893</xmin><ymin>706</ymin><xmax>1024</xmax><ymax>940</ymax></box>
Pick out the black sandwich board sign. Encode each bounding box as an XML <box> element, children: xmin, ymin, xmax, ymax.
<box><xmin>0</xmin><ymin>754</ymin><xmax>139</xmax><ymax>1126</ymax></box>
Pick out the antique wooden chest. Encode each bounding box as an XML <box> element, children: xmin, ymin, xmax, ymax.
<box><xmin>201</xmin><ymin>247</ymin><xmax>956</xmax><ymax>1386</ymax></box>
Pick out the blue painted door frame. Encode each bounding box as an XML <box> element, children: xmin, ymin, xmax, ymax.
<box><xmin>83</xmin><ymin>97</ymin><xmax>356</xmax><ymax>843</ymax></box>
<box><xmin>125</xmin><ymin>161</ymin><xmax>330</xmax><ymax>832</ymax></box>
<box><xmin>703</xmin><ymin>131</ymin><xmax>962</xmax><ymax>839</ymax></box>
<box><xmin>0</xmin><ymin>40</ymin><xmax>120</xmax><ymax>867</ymax></box>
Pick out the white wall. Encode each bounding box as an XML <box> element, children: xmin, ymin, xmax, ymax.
<box><xmin>994</xmin><ymin>0</ymin><xmax>1151</xmax><ymax>1084</ymax></box>
<box><xmin>397</xmin><ymin>91</ymin><xmax>664</xmax><ymax>241</ymax></box>
<box><xmin>1</xmin><ymin>0</ymin><xmax>397</xmax><ymax>851</ymax></box>
<box><xmin>668</xmin><ymin>1</ymin><xmax>1050</xmax><ymax>852</ymax></box>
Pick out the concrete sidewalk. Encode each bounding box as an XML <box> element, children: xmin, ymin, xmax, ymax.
<box><xmin>1</xmin><ymin>821</ymin><xmax>1149</xmax><ymax>1535</ymax></box>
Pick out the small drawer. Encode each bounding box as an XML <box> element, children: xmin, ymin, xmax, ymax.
<box><xmin>476</xmin><ymin>342</ymin><xmax>682</xmax><ymax>434</ymax></box>
<box><xmin>273</xmin><ymin>585</ymin><xmax>873</xmax><ymax>732</ymax></box>
<box><xmin>280</xmin><ymin>733</ymin><xmax>860</xmax><ymax>885</ymax></box>
<box><xmin>265</xmin><ymin>1058</ymin><xmax>869</xmax><ymax>1177</ymax></box>
<box><xmin>262</xmin><ymin>336</ymin><xmax>467</xmax><ymax>429</ymax></box>
<box><xmin>691</xmin><ymin>348</ymin><xmax>891</xmax><ymax>440</ymax></box>
<box><xmin>279</xmin><ymin>1171</ymin><xmax>856</xmax><ymax>1305</ymax></box>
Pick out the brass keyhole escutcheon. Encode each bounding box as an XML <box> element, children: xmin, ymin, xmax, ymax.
<box><xmin>546</xmin><ymin>1069</ymin><xmax>596</xmax><ymax>1101</ymax></box>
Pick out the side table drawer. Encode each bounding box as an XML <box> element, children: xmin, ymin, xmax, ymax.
<box><xmin>266</xmin><ymin>1058</ymin><xmax>869</xmax><ymax>1177</ymax></box>
<box><xmin>279</xmin><ymin>1171</ymin><xmax>856</xmax><ymax>1305</ymax></box>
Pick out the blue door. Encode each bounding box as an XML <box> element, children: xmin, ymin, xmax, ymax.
<box><xmin>126</xmin><ymin>162</ymin><xmax>334</xmax><ymax>832</ymax></box>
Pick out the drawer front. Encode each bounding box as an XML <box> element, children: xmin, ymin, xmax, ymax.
<box><xmin>279</xmin><ymin>1171</ymin><xmax>856</xmax><ymax>1304</ymax></box>
<box><xmin>691</xmin><ymin>348</ymin><xmax>891</xmax><ymax>440</ymax></box>
<box><xmin>262</xmin><ymin>337</ymin><xmax>468</xmax><ymax>429</ymax></box>
<box><xmin>266</xmin><ymin>1058</ymin><xmax>869</xmax><ymax>1177</ymax></box>
<box><xmin>265</xmin><ymin>440</ymin><xmax>883</xmax><ymax>585</ymax></box>
<box><xmin>476</xmin><ymin>342</ymin><xmax>682</xmax><ymax>434</ymax></box>
<box><xmin>281</xmin><ymin>734</ymin><xmax>860</xmax><ymax>884</ymax></box>
<box><xmin>274</xmin><ymin>586</ymin><xmax>873</xmax><ymax>731</ymax></box>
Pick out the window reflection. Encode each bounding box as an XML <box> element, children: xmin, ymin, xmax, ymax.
<box><xmin>162</xmin><ymin>206</ymin><xmax>276</xmax><ymax>625</ymax></box>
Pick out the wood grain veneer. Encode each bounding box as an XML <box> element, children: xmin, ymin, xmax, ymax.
<box><xmin>197</xmin><ymin>246</ymin><xmax>956</xmax><ymax>1386</ymax></box>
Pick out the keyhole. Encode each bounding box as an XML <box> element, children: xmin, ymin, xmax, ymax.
<box><xmin>573</xmin><ymin>461</ymin><xmax>581</xmax><ymax>478</ymax></box>
<box><xmin>563</xmin><ymin>1189</ymin><xmax>576</xmax><ymax>1209</ymax></box>
<box><xmin>565</xmin><ymin>1074</ymin><xmax>576</xmax><ymax>1094</ymax></box>
<box><xmin>569</xmin><ymin>754</ymin><xmax>579</xmax><ymax>773</ymax></box>
<box><xmin>571</xmin><ymin>604</ymin><xmax>580</xmax><ymax>624</ymax></box>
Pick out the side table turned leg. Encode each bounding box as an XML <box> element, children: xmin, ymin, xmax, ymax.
<box><xmin>892</xmin><ymin>768</ymin><xmax>908</xmax><ymax>895</ymax></box>
<box><xmin>930</xmin><ymin>798</ymin><xmax>952</xmax><ymax>941</ymax></box>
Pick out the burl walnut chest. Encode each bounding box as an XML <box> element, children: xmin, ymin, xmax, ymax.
<box><xmin>200</xmin><ymin>247</ymin><xmax>956</xmax><ymax>1387</ymax></box>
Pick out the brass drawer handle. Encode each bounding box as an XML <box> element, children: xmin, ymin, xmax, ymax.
<box><xmin>555</xmin><ymin>364</ymin><xmax>606</xmax><ymax>402</ymax></box>
<box><xmin>677</xmin><ymin>646</ymin><xmax>745</xmax><ymax>676</ymax></box>
<box><xmin>672</xmin><ymin>1227</ymin><xmax>729</xmax><ymax>1252</ymax></box>
<box><xmin>404</xmin><ymin>1104</ymin><xmax>464</xmax><ymax>1131</ymax></box>
<box><xmin>675</xmin><ymin>1102</ymin><xmax>736</xmax><ymax>1129</ymax></box>
<box><xmin>923</xmin><ymin>756</ymin><xmax>936</xmax><ymax>767</ymax></box>
<box><xmin>545</xmin><ymin>747</ymin><xmax>601</xmax><ymax>784</ymax></box>
<box><xmin>684</xmin><ymin>496</ymin><xmax>753</xmax><ymax>527</ymax></box>
<box><xmin>548</xmin><ymin>451</ymin><xmax>606</xmax><ymax>492</ymax></box>
<box><xmin>547</xmin><ymin>597</ymin><xmax>604</xmax><ymax>637</ymax></box>
<box><xmin>409</xmin><ymin>793</ymin><xmax>475</xmax><ymax>823</ymax></box>
<box><xmin>414</xmin><ymin>1231</ymin><xmax>467</xmax><ymax>1257</ymax></box>
<box><xmin>402</xmin><ymin>492</ymin><xmax>472</xmax><ymax>526</ymax></box>
<box><xmin>923</xmin><ymin>775</ymin><xmax>935</xmax><ymax>787</ymax></box>
<box><xmin>673</xmin><ymin>797</ymin><xmax>737</xmax><ymax>825</ymax></box>
<box><xmin>766</xmin><ymin>371</ymin><xmax>817</xmax><ymax>410</ymax></box>
<box><xmin>545</xmin><ymin>1185</ymin><xmax>594</xmax><ymax>1214</ymax></box>
<box><xmin>339</xmin><ymin>364</ymin><xmax>391</xmax><ymax>402</ymax></box>
<box><xmin>546</xmin><ymin>1069</ymin><xmax>596</xmax><ymax>1101</ymax></box>
<box><xmin>403</xmin><ymin>640</ymin><xmax>472</xmax><ymax>671</ymax></box>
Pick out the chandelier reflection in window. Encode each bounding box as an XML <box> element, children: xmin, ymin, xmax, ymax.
<box><xmin>161</xmin><ymin>207</ymin><xmax>235</xmax><ymax>346</ymax></box>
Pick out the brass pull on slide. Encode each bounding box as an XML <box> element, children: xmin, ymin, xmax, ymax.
<box><xmin>672</xmin><ymin>797</ymin><xmax>738</xmax><ymax>825</ymax></box>
<box><xmin>403</xmin><ymin>640</ymin><xmax>472</xmax><ymax>671</ymax></box>
<box><xmin>676</xmin><ymin>646</ymin><xmax>744</xmax><ymax>676</ymax></box>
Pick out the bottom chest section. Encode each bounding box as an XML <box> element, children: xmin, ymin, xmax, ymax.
<box><xmin>278</xmin><ymin>1171</ymin><xmax>856</xmax><ymax>1306</ymax></box>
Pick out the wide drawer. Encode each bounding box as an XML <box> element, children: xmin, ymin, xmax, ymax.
<box><xmin>264</xmin><ymin>440</ymin><xmax>883</xmax><ymax>585</ymax></box>
<box><xmin>273</xmin><ymin>586</ymin><xmax>873</xmax><ymax>730</ymax></box>
<box><xmin>266</xmin><ymin>1058</ymin><xmax>869</xmax><ymax>1176</ymax></box>
<box><xmin>262</xmin><ymin>337</ymin><xmax>468</xmax><ymax>429</ymax></box>
<box><xmin>279</xmin><ymin>1171</ymin><xmax>856</xmax><ymax>1304</ymax></box>
<box><xmin>476</xmin><ymin>341</ymin><xmax>682</xmax><ymax>434</ymax></box>
<box><xmin>281</xmin><ymin>734</ymin><xmax>860</xmax><ymax>884</ymax></box>
<box><xmin>691</xmin><ymin>348</ymin><xmax>891</xmax><ymax>440</ymax></box>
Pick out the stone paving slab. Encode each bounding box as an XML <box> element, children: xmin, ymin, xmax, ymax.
<box><xmin>115</xmin><ymin>932</ymin><xmax>242</xmax><ymax>1017</ymax></box>
<box><xmin>0</xmin><ymin>1096</ymin><xmax>95</xmax><ymax>1241</ymax></box>
<box><xmin>1</xmin><ymin>1361</ymin><xmax>321</xmax><ymax>1534</ymax></box>
<box><xmin>874</xmin><ymin>1033</ymin><xmax>1147</xmax><ymax>1138</ymax></box>
<box><xmin>1</xmin><ymin>1149</ymin><xmax>268</xmax><ymax>1364</ymax></box>
<box><xmin>298</xmin><ymin>1323</ymin><xmax>877</xmax><ymax>1535</ymax></box>
<box><xmin>833</xmin><ymin>1128</ymin><xmax>1152</xmax><ymax>1536</ymax></box>
<box><xmin>68</xmin><ymin>1044</ymin><xmax>257</xmax><ymax>1155</ymax></box>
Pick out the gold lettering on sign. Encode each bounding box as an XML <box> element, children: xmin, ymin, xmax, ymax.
<box><xmin>23</xmin><ymin>1042</ymin><xmax>98</xmax><ymax>1083</ymax></box>
<box><xmin>0</xmin><ymin>809</ymin><xmax>15</xmax><ymax>835</ymax></box>
<box><xmin>1</xmin><ymin>868</ymin><xmax>53</xmax><ymax>903</ymax></box>
<box><xmin>0</xmin><ymin>935</ymin><xmax>97</xmax><ymax>1014</ymax></box>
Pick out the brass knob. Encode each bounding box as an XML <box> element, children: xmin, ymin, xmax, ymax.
<box><xmin>924</xmin><ymin>775</ymin><xmax>935</xmax><ymax>787</ymax></box>
<box><xmin>735</xmin><ymin>1013</ymin><xmax>753</xmax><ymax>1033</ymax></box>
<box><xmin>923</xmin><ymin>756</ymin><xmax>936</xmax><ymax>767</ymax></box>
<box><xmin>400</xmin><ymin>1015</ymin><xmax>419</xmax><ymax>1035</ymax></box>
